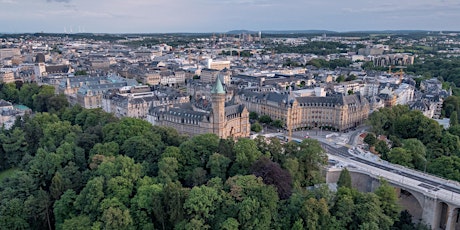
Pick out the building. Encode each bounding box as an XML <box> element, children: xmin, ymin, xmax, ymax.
<box><xmin>159</xmin><ymin>70</ymin><xmax>186</xmax><ymax>87</ymax></box>
<box><xmin>102</xmin><ymin>85</ymin><xmax>189</xmax><ymax>119</ymax></box>
<box><xmin>0</xmin><ymin>71</ymin><xmax>15</xmax><ymax>83</ymax></box>
<box><xmin>0</xmin><ymin>48</ymin><xmax>20</xmax><ymax>60</ymax></box>
<box><xmin>0</xmin><ymin>100</ymin><xmax>30</xmax><ymax>130</ymax></box>
<box><xmin>206</xmin><ymin>59</ymin><xmax>231</xmax><ymax>71</ymax></box>
<box><xmin>147</xmin><ymin>78</ymin><xmax>250</xmax><ymax>138</ymax></box>
<box><xmin>34</xmin><ymin>53</ymin><xmax>73</xmax><ymax>78</ymax></box>
<box><xmin>59</xmin><ymin>75</ymin><xmax>138</xmax><ymax>109</ymax></box>
<box><xmin>239</xmin><ymin>90</ymin><xmax>369</xmax><ymax>131</ymax></box>
<box><xmin>373</xmin><ymin>54</ymin><xmax>414</xmax><ymax>67</ymax></box>
<box><xmin>200</xmin><ymin>68</ymin><xmax>220</xmax><ymax>84</ymax></box>
<box><xmin>143</xmin><ymin>71</ymin><xmax>161</xmax><ymax>85</ymax></box>
<box><xmin>410</xmin><ymin>99</ymin><xmax>437</xmax><ymax>118</ymax></box>
<box><xmin>200</xmin><ymin>68</ymin><xmax>231</xmax><ymax>85</ymax></box>
<box><xmin>394</xmin><ymin>83</ymin><xmax>415</xmax><ymax>105</ymax></box>
<box><xmin>420</xmin><ymin>78</ymin><xmax>442</xmax><ymax>92</ymax></box>
<box><xmin>333</xmin><ymin>81</ymin><xmax>364</xmax><ymax>95</ymax></box>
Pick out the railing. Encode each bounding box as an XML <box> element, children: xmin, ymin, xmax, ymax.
<box><xmin>350</xmin><ymin>147</ymin><xmax>460</xmax><ymax>189</ymax></box>
<box><xmin>328</xmin><ymin>154</ymin><xmax>460</xmax><ymax>204</ymax></box>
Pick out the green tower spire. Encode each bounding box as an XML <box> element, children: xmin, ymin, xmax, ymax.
<box><xmin>211</xmin><ymin>77</ymin><xmax>225</xmax><ymax>94</ymax></box>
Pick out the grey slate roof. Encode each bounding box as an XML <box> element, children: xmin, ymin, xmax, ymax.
<box><xmin>0</xmin><ymin>99</ymin><xmax>12</xmax><ymax>107</ymax></box>
<box><xmin>225</xmin><ymin>104</ymin><xmax>245</xmax><ymax>116</ymax></box>
<box><xmin>152</xmin><ymin>106</ymin><xmax>209</xmax><ymax>121</ymax></box>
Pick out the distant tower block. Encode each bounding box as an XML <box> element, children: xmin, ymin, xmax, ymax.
<box><xmin>258</xmin><ymin>31</ymin><xmax>261</xmax><ymax>40</ymax></box>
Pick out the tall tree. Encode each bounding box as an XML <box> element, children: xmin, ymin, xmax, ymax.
<box><xmin>0</xmin><ymin>128</ymin><xmax>28</xmax><ymax>167</ymax></box>
<box><xmin>158</xmin><ymin>157</ymin><xmax>179</xmax><ymax>183</ymax></box>
<box><xmin>250</xmin><ymin>157</ymin><xmax>292</xmax><ymax>199</ymax></box>
<box><xmin>231</xmin><ymin>138</ymin><xmax>262</xmax><ymax>175</ymax></box>
<box><xmin>184</xmin><ymin>185</ymin><xmax>221</xmax><ymax>225</ymax></box>
<box><xmin>207</xmin><ymin>153</ymin><xmax>231</xmax><ymax>180</ymax></box>
<box><xmin>179</xmin><ymin>133</ymin><xmax>220</xmax><ymax>186</ymax></box>
<box><xmin>387</xmin><ymin>147</ymin><xmax>413</xmax><ymax>167</ymax></box>
<box><xmin>375</xmin><ymin>180</ymin><xmax>400</xmax><ymax>223</ymax></box>
<box><xmin>294</xmin><ymin>139</ymin><xmax>327</xmax><ymax>187</ymax></box>
<box><xmin>102</xmin><ymin>117</ymin><xmax>155</xmax><ymax>146</ymax></box>
<box><xmin>364</xmin><ymin>133</ymin><xmax>378</xmax><ymax>147</ymax></box>
<box><xmin>53</xmin><ymin>189</ymin><xmax>77</xmax><ymax>228</ymax></box>
<box><xmin>131</xmin><ymin>180</ymin><xmax>164</xmax><ymax>230</ymax></box>
<box><xmin>450</xmin><ymin>111</ymin><xmax>459</xmax><ymax>126</ymax></box>
<box><xmin>100</xmin><ymin>198</ymin><xmax>134</xmax><ymax>230</ymax></box>
<box><xmin>74</xmin><ymin>177</ymin><xmax>105</xmax><ymax>220</ymax></box>
<box><xmin>337</xmin><ymin>168</ymin><xmax>352</xmax><ymax>189</ymax></box>
<box><xmin>331</xmin><ymin>187</ymin><xmax>355</xmax><ymax>229</ymax></box>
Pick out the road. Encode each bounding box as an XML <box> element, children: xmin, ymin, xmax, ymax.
<box><xmin>321</xmin><ymin>142</ymin><xmax>460</xmax><ymax>196</ymax></box>
<box><xmin>283</xmin><ymin>126</ymin><xmax>460</xmax><ymax>200</ymax></box>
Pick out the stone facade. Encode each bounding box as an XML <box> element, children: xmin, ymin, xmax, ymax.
<box><xmin>240</xmin><ymin>90</ymin><xmax>369</xmax><ymax>131</ymax></box>
<box><xmin>59</xmin><ymin>75</ymin><xmax>138</xmax><ymax>109</ymax></box>
<box><xmin>102</xmin><ymin>86</ymin><xmax>190</xmax><ymax>119</ymax></box>
<box><xmin>0</xmin><ymin>71</ymin><xmax>15</xmax><ymax>83</ymax></box>
<box><xmin>147</xmin><ymin>78</ymin><xmax>250</xmax><ymax>139</ymax></box>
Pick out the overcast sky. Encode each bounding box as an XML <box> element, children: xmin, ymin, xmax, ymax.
<box><xmin>1</xmin><ymin>0</ymin><xmax>459</xmax><ymax>33</ymax></box>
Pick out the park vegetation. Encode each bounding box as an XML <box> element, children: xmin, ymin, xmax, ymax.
<box><xmin>0</xmin><ymin>83</ymin><xmax>426</xmax><ymax>229</ymax></box>
<box><xmin>367</xmin><ymin>104</ymin><xmax>460</xmax><ymax>181</ymax></box>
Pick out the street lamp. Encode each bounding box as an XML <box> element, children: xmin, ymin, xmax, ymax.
<box><xmin>423</xmin><ymin>157</ymin><xmax>427</xmax><ymax>174</ymax></box>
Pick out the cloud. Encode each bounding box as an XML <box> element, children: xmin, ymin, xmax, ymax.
<box><xmin>1</xmin><ymin>0</ymin><xmax>17</xmax><ymax>3</ymax></box>
<box><xmin>46</xmin><ymin>0</ymin><xmax>71</xmax><ymax>3</ymax></box>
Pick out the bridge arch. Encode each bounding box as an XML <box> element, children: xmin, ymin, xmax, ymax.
<box><xmin>346</xmin><ymin>169</ymin><xmax>426</xmax><ymax>222</ymax></box>
<box><xmin>451</xmin><ymin>207</ymin><xmax>460</xmax><ymax>230</ymax></box>
<box><xmin>438</xmin><ymin>202</ymin><xmax>449</xmax><ymax>229</ymax></box>
<box><xmin>396</xmin><ymin>188</ymin><xmax>424</xmax><ymax>222</ymax></box>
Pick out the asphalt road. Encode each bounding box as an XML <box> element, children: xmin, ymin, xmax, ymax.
<box><xmin>322</xmin><ymin>142</ymin><xmax>460</xmax><ymax>195</ymax></box>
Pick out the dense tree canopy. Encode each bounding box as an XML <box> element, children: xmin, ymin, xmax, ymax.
<box><xmin>0</xmin><ymin>83</ymin><xmax>425</xmax><ymax>229</ymax></box>
<box><xmin>368</xmin><ymin>105</ymin><xmax>460</xmax><ymax>181</ymax></box>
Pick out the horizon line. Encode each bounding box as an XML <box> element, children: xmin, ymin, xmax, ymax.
<box><xmin>0</xmin><ymin>29</ymin><xmax>457</xmax><ymax>35</ymax></box>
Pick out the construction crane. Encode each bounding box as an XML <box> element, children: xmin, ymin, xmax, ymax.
<box><xmin>388</xmin><ymin>65</ymin><xmax>406</xmax><ymax>81</ymax></box>
<box><xmin>388</xmin><ymin>65</ymin><xmax>407</xmax><ymax>74</ymax></box>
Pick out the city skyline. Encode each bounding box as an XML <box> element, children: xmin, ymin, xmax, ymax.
<box><xmin>1</xmin><ymin>0</ymin><xmax>460</xmax><ymax>33</ymax></box>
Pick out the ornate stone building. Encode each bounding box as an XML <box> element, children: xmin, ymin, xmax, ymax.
<box><xmin>58</xmin><ymin>75</ymin><xmax>138</xmax><ymax>109</ymax></box>
<box><xmin>239</xmin><ymin>90</ymin><xmax>369</xmax><ymax>131</ymax></box>
<box><xmin>102</xmin><ymin>85</ymin><xmax>189</xmax><ymax>119</ymax></box>
<box><xmin>147</xmin><ymin>78</ymin><xmax>250</xmax><ymax>138</ymax></box>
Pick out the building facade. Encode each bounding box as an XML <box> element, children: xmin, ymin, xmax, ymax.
<box><xmin>239</xmin><ymin>90</ymin><xmax>369</xmax><ymax>131</ymax></box>
<box><xmin>102</xmin><ymin>86</ymin><xmax>190</xmax><ymax>119</ymax></box>
<box><xmin>147</xmin><ymin>78</ymin><xmax>250</xmax><ymax>139</ymax></box>
<box><xmin>59</xmin><ymin>75</ymin><xmax>138</xmax><ymax>109</ymax></box>
<box><xmin>0</xmin><ymin>71</ymin><xmax>15</xmax><ymax>83</ymax></box>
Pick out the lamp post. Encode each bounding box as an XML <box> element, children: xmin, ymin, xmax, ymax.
<box><xmin>424</xmin><ymin>158</ymin><xmax>427</xmax><ymax>174</ymax></box>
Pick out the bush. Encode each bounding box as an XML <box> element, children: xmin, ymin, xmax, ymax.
<box><xmin>251</xmin><ymin>123</ymin><xmax>262</xmax><ymax>133</ymax></box>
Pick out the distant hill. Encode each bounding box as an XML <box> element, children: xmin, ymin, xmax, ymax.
<box><xmin>225</xmin><ymin>29</ymin><xmax>457</xmax><ymax>35</ymax></box>
<box><xmin>227</xmin><ymin>30</ymin><xmax>337</xmax><ymax>34</ymax></box>
<box><xmin>346</xmin><ymin>30</ymin><xmax>431</xmax><ymax>34</ymax></box>
<box><xmin>262</xmin><ymin>30</ymin><xmax>338</xmax><ymax>34</ymax></box>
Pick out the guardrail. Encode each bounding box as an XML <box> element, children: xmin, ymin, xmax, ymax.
<box><xmin>350</xmin><ymin>147</ymin><xmax>460</xmax><ymax>189</ymax></box>
<box><xmin>328</xmin><ymin>154</ymin><xmax>460</xmax><ymax>204</ymax></box>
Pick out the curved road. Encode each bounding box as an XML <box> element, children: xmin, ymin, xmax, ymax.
<box><xmin>321</xmin><ymin>142</ymin><xmax>460</xmax><ymax>195</ymax></box>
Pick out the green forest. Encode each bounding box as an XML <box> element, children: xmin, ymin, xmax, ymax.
<box><xmin>0</xmin><ymin>83</ymin><xmax>427</xmax><ymax>230</ymax></box>
<box><xmin>367</xmin><ymin>104</ymin><xmax>460</xmax><ymax>181</ymax></box>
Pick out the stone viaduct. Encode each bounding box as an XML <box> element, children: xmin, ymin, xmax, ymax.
<box><xmin>326</xmin><ymin>167</ymin><xmax>460</xmax><ymax>230</ymax></box>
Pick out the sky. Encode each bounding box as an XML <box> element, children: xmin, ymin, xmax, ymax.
<box><xmin>1</xmin><ymin>0</ymin><xmax>460</xmax><ymax>33</ymax></box>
